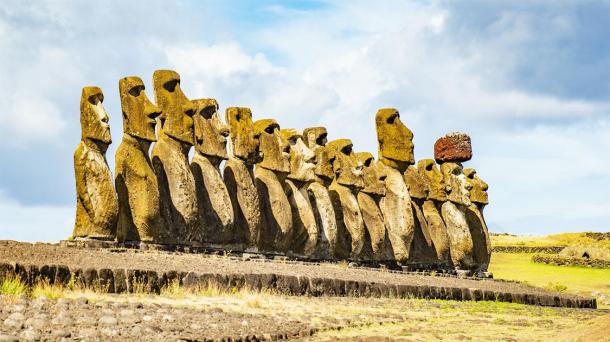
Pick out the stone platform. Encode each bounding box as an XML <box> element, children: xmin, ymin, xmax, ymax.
<box><xmin>0</xmin><ymin>241</ymin><xmax>597</xmax><ymax>309</ymax></box>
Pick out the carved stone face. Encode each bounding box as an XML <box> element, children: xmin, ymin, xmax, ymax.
<box><xmin>440</xmin><ymin>162</ymin><xmax>472</xmax><ymax>206</ymax></box>
<box><xmin>375</xmin><ymin>108</ymin><xmax>414</xmax><ymax>172</ymax></box>
<box><xmin>226</xmin><ymin>107</ymin><xmax>259</xmax><ymax>164</ymax></box>
<box><xmin>404</xmin><ymin>165</ymin><xmax>429</xmax><ymax>200</ymax></box>
<box><xmin>303</xmin><ymin>126</ymin><xmax>334</xmax><ymax>180</ymax></box>
<box><xmin>464</xmin><ymin>168</ymin><xmax>489</xmax><ymax>205</ymax></box>
<box><xmin>253</xmin><ymin>119</ymin><xmax>289</xmax><ymax>173</ymax></box>
<box><xmin>153</xmin><ymin>70</ymin><xmax>195</xmax><ymax>145</ymax></box>
<box><xmin>281</xmin><ymin>129</ymin><xmax>315</xmax><ymax>182</ymax></box>
<box><xmin>192</xmin><ymin>98</ymin><xmax>229</xmax><ymax>160</ymax></box>
<box><xmin>327</xmin><ymin>139</ymin><xmax>364</xmax><ymax>189</ymax></box>
<box><xmin>355</xmin><ymin>152</ymin><xmax>386</xmax><ymax>196</ymax></box>
<box><xmin>81</xmin><ymin>86</ymin><xmax>112</xmax><ymax>144</ymax></box>
<box><xmin>417</xmin><ymin>159</ymin><xmax>447</xmax><ymax>202</ymax></box>
<box><xmin>119</xmin><ymin>77</ymin><xmax>160</xmax><ymax>142</ymax></box>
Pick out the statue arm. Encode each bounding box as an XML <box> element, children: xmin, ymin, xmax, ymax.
<box><xmin>74</xmin><ymin>149</ymin><xmax>95</xmax><ymax>221</ymax></box>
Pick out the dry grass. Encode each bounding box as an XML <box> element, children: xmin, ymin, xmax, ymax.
<box><xmin>1</xmin><ymin>270</ymin><xmax>606</xmax><ymax>341</ymax></box>
<box><xmin>0</xmin><ymin>274</ymin><xmax>27</xmax><ymax>296</ymax></box>
<box><xmin>492</xmin><ymin>232</ymin><xmax>610</xmax><ymax>249</ymax></box>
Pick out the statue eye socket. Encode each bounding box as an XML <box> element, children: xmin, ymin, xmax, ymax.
<box><xmin>201</xmin><ymin>107</ymin><xmax>215</xmax><ymax>119</ymax></box>
<box><xmin>289</xmin><ymin>138</ymin><xmax>297</xmax><ymax>146</ymax></box>
<box><xmin>87</xmin><ymin>94</ymin><xmax>102</xmax><ymax>105</ymax></box>
<box><xmin>264</xmin><ymin>126</ymin><xmax>275</xmax><ymax>134</ymax></box>
<box><xmin>341</xmin><ymin>145</ymin><xmax>352</xmax><ymax>155</ymax></box>
<box><xmin>316</xmin><ymin>133</ymin><xmax>328</xmax><ymax>145</ymax></box>
<box><xmin>128</xmin><ymin>86</ymin><xmax>144</xmax><ymax>97</ymax></box>
<box><xmin>363</xmin><ymin>158</ymin><xmax>372</xmax><ymax>167</ymax></box>
<box><xmin>386</xmin><ymin>113</ymin><xmax>398</xmax><ymax>124</ymax></box>
<box><xmin>426</xmin><ymin>164</ymin><xmax>433</xmax><ymax>171</ymax></box>
<box><xmin>163</xmin><ymin>80</ymin><xmax>179</xmax><ymax>92</ymax></box>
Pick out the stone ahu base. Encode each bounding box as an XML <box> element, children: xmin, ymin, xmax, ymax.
<box><xmin>60</xmin><ymin>239</ymin><xmax>466</xmax><ymax>276</ymax></box>
<box><xmin>0</xmin><ymin>241</ymin><xmax>596</xmax><ymax>309</ymax></box>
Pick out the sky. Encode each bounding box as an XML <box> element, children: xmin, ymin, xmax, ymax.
<box><xmin>0</xmin><ymin>0</ymin><xmax>609</xmax><ymax>242</ymax></box>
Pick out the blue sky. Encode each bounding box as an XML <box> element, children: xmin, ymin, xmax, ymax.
<box><xmin>0</xmin><ymin>0</ymin><xmax>609</xmax><ymax>241</ymax></box>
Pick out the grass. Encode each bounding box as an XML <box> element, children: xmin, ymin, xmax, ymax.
<box><xmin>489</xmin><ymin>252</ymin><xmax>610</xmax><ymax>308</ymax></box>
<box><xmin>31</xmin><ymin>279</ymin><xmax>65</xmax><ymax>299</ymax></box>
<box><xmin>0</xmin><ymin>274</ymin><xmax>27</xmax><ymax>296</ymax></box>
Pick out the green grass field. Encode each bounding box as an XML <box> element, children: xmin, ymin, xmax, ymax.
<box><xmin>489</xmin><ymin>252</ymin><xmax>610</xmax><ymax>308</ymax></box>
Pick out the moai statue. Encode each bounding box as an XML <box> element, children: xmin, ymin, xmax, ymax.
<box><xmin>224</xmin><ymin>107</ymin><xmax>263</xmax><ymax>249</ymax></box>
<box><xmin>355</xmin><ymin>152</ymin><xmax>391</xmax><ymax>261</ymax></box>
<box><xmin>404</xmin><ymin>165</ymin><xmax>439</xmax><ymax>265</ymax></box>
<box><xmin>73</xmin><ymin>86</ymin><xmax>118</xmax><ymax>240</ymax></box>
<box><xmin>375</xmin><ymin>108</ymin><xmax>416</xmax><ymax>263</ymax></box>
<box><xmin>435</xmin><ymin>132</ymin><xmax>476</xmax><ymax>270</ymax></box>
<box><xmin>327</xmin><ymin>139</ymin><xmax>366</xmax><ymax>260</ymax></box>
<box><xmin>417</xmin><ymin>159</ymin><xmax>451</xmax><ymax>264</ymax></box>
<box><xmin>151</xmin><ymin>70</ymin><xmax>199</xmax><ymax>244</ymax></box>
<box><xmin>115</xmin><ymin>76</ymin><xmax>164</xmax><ymax>243</ymax></box>
<box><xmin>190</xmin><ymin>99</ymin><xmax>234</xmax><ymax>245</ymax></box>
<box><xmin>252</xmin><ymin>119</ymin><xmax>291</xmax><ymax>252</ymax></box>
<box><xmin>303</xmin><ymin>127</ymin><xmax>338</xmax><ymax>259</ymax></box>
<box><xmin>464</xmin><ymin>168</ymin><xmax>491</xmax><ymax>271</ymax></box>
<box><xmin>280</xmin><ymin>128</ymin><xmax>318</xmax><ymax>257</ymax></box>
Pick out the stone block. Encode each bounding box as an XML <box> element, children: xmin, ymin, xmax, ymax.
<box><xmin>228</xmin><ymin>273</ymin><xmax>245</xmax><ymax>289</ymax></box>
<box><xmin>296</xmin><ymin>275</ymin><xmax>310</xmax><ymax>295</ymax></box>
<box><xmin>39</xmin><ymin>265</ymin><xmax>57</xmax><ymax>284</ymax></box>
<box><xmin>276</xmin><ymin>275</ymin><xmax>299</xmax><ymax>295</ymax></box>
<box><xmin>113</xmin><ymin>269</ymin><xmax>128</xmax><ymax>293</ymax></box>
<box><xmin>55</xmin><ymin>265</ymin><xmax>71</xmax><ymax>286</ymax></box>
<box><xmin>98</xmin><ymin>269</ymin><xmax>114</xmax><ymax>293</ymax></box>
<box><xmin>83</xmin><ymin>268</ymin><xmax>98</xmax><ymax>288</ymax></box>
<box><xmin>434</xmin><ymin>132</ymin><xmax>472</xmax><ymax>163</ymax></box>
<box><xmin>26</xmin><ymin>265</ymin><xmax>39</xmax><ymax>286</ymax></box>
<box><xmin>182</xmin><ymin>272</ymin><xmax>200</xmax><ymax>289</ymax></box>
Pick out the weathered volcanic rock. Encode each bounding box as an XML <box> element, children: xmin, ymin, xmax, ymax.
<box><xmin>434</xmin><ymin>132</ymin><xmax>472</xmax><ymax>163</ymax></box>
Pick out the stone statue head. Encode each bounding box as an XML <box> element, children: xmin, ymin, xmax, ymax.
<box><xmin>152</xmin><ymin>70</ymin><xmax>195</xmax><ymax>145</ymax></box>
<box><xmin>80</xmin><ymin>86</ymin><xmax>112</xmax><ymax>145</ymax></box>
<box><xmin>192</xmin><ymin>98</ymin><xmax>229</xmax><ymax>160</ymax></box>
<box><xmin>303</xmin><ymin>126</ymin><xmax>334</xmax><ymax>181</ymax></box>
<box><xmin>280</xmin><ymin>128</ymin><xmax>315</xmax><ymax>182</ymax></box>
<box><xmin>404</xmin><ymin>165</ymin><xmax>429</xmax><ymax>200</ymax></box>
<box><xmin>464</xmin><ymin>168</ymin><xmax>489</xmax><ymax>205</ymax></box>
<box><xmin>440</xmin><ymin>162</ymin><xmax>472</xmax><ymax>206</ymax></box>
<box><xmin>375</xmin><ymin>108</ymin><xmax>414</xmax><ymax>172</ymax></box>
<box><xmin>253</xmin><ymin>119</ymin><xmax>289</xmax><ymax>173</ymax></box>
<box><xmin>417</xmin><ymin>159</ymin><xmax>447</xmax><ymax>202</ymax></box>
<box><xmin>225</xmin><ymin>107</ymin><xmax>259</xmax><ymax>164</ymax></box>
<box><xmin>119</xmin><ymin>76</ymin><xmax>161</xmax><ymax>142</ymax></box>
<box><xmin>355</xmin><ymin>152</ymin><xmax>386</xmax><ymax>196</ymax></box>
<box><xmin>327</xmin><ymin>139</ymin><xmax>364</xmax><ymax>189</ymax></box>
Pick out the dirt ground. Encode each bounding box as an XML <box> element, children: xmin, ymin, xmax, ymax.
<box><xmin>0</xmin><ymin>241</ymin><xmax>573</xmax><ymax>297</ymax></box>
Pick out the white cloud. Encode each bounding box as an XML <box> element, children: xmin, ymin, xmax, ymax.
<box><xmin>0</xmin><ymin>192</ymin><xmax>72</xmax><ymax>242</ymax></box>
<box><xmin>0</xmin><ymin>0</ymin><xmax>609</xmax><ymax>240</ymax></box>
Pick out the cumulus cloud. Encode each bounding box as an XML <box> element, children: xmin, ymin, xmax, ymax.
<box><xmin>0</xmin><ymin>0</ymin><xmax>609</xmax><ymax>240</ymax></box>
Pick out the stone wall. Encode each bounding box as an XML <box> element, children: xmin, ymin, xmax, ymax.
<box><xmin>532</xmin><ymin>254</ymin><xmax>610</xmax><ymax>269</ymax></box>
<box><xmin>0</xmin><ymin>262</ymin><xmax>596</xmax><ymax>309</ymax></box>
